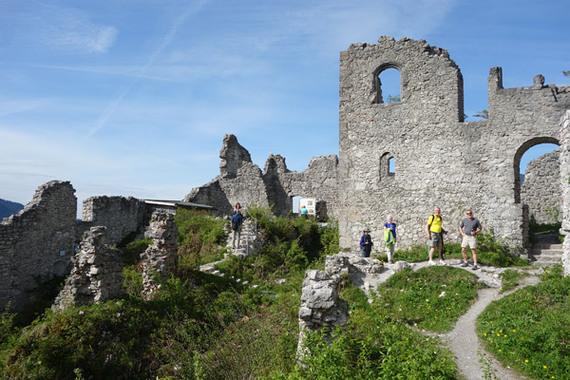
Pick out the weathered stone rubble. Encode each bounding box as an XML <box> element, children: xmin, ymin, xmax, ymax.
<box><xmin>297</xmin><ymin>253</ymin><xmax>384</xmax><ymax>357</ymax></box>
<box><xmin>560</xmin><ymin>111</ymin><xmax>570</xmax><ymax>276</ymax></box>
<box><xmin>140</xmin><ymin>211</ymin><xmax>179</xmax><ymax>299</ymax></box>
<box><xmin>297</xmin><ymin>269</ymin><xmax>348</xmax><ymax>358</ymax></box>
<box><xmin>52</xmin><ymin>226</ymin><xmax>124</xmax><ymax>312</ymax></box>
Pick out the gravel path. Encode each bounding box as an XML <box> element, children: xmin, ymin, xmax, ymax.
<box><xmin>371</xmin><ymin>260</ymin><xmax>542</xmax><ymax>380</ymax></box>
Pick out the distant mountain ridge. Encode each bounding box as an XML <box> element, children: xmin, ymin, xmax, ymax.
<box><xmin>0</xmin><ymin>198</ymin><xmax>24</xmax><ymax>219</ymax></box>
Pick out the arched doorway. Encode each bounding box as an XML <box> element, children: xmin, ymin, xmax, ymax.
<box><xmin>514</xmin><ymin>138</ymin><xmax>561</xmax><ymax>248</ymax></box>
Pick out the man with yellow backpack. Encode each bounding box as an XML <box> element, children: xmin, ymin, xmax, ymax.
<box><xmin>426</xmin><ymin>207</ymin><xmax>447</xmax><ymax>265</ymax></box>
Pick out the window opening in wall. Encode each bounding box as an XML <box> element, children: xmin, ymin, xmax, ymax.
<box><xmin>519</xmin><ymin>143</ymin><xmax>559</xmax><ymax>186</ymax></box>
<box><xmin>378</xmin><ymin>67</ymin><xmax>401</xmax><ymax>103</ymax></box>
<box><xmin>380</xmin><ymin>152</ymin><xmax>395</xmax><ymax>182</ymax></box>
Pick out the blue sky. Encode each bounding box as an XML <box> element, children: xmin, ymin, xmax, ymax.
<box><xmin>1</xmin><ymin>0</ymin><xmax>569</xmax><ymax>208</ymax></box>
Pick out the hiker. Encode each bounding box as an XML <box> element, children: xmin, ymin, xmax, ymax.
<box><xmin>230</xmin><ymin>211</ymin><xmax>244</xmax><ymax>249</ymax></box>
<box><xmin>300</xmin><ymin>205</ymin><xmax>308</xmax><ymax>218</ymax></box>
<box><xmin>383</xmin><ymin>216</ymin><xmax>397</xmax><ymax>263</ymax></box>
<box><xmin>360</xmin><ymin>228</ymin><xmax>373</xmax><ymax>257</ymax></box>
<box><xmin>426</xmin><ymin>207</ymin><xmax>447</xmax><ymax>265</ymax></box>
<box><xmin>459</xmin><ymin>209</ymin><xmax>482</xmax><ymax>270</ymax></box>
<box><xmin>233</xmin><ymin>202</ymin><xmax>242</xmax><ymax>215</ymax></box>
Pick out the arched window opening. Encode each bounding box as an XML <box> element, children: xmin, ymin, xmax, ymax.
<box><xmin>514</xmin><ymin>138</ymin><xmax>559</xmax><ymax>203</ymax></box>
<box><xmin>373</xmin><ymin>67</ymin><xmax>401</xmax><ymax>104</ymax></box>
<box><xmin>380</xmin><ymin>152</ymin><xmax>395</xmax><ymax>182</ymax></box>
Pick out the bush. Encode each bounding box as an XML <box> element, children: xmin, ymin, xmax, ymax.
<box><xmin>175</xmin><ymin>208</ymin><xmax>227</xmax><ymax>272</ymax></box>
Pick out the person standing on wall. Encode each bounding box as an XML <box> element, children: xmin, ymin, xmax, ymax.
<box><xmin>360</xmin><ymin>228</ymin><xmax>373</xmax><ymax>258</ymax></box>
<box><xmin>231</xmin><ymin>211</ymin><xmax>244</xmax><ymax>249</ymax></box>
<box><xmin>383</xmin><ymin>216</ymin><xmax>397</xmax><ymax>264</ymax></box>
<box><xmin>459</xmin><ymin>209</ymin><xmax>482</xmax><ymax>270</ymax></box>
<box><xmin>426</xmin><ymin>207</ymin><xmax>447</xmax><ymax>265</ymax></box>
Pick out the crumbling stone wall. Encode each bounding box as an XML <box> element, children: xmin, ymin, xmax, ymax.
<box><xmin>184</xmin><ymin>134</ymin><xmax>339</xmax><ymax>218</ymax></box>
<box><xmin>521</xmin><ymin>150</ymin><xmax>562</xmax><ymax>224</ymax></box>
<box><xmin>81</xmin><ymin>196</ymin><xmax>146</xmax><ymax>246</ymax></box>
<box><xmin>52</xmin><ymin>226</ymin><xmax>124</xmax><ymax>312</ymax></box>
<box><xmin>338</xmin><ymin>36</ymin><xmax>570</xmax><ymax>252</ymax></box>
<box><xmin>297</xmin><ymin>269</ymin><xmax>348</xmax><ymax>358</ymax></box>
<box><xmin>560</xmin><ymin>111</ymin><xmax>570</xmax><ymax>276</ymax></box>
<box><xmin>0</xmin><ymin>181</ymin><xmax>77</xmax><ymax>310</ymax></box>
<box><xmin>140</xmin><ymin>211</ymin><xmax>179</xmax><ymax>299</ymax></box>
<box><xmin>297</xmin><ymin>253</ymin><xmax>384</xmax><ymax>358</ymax></box>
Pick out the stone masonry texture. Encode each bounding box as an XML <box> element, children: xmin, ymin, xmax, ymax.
<box><xmin>184</xmin><ymin>134</ymin><xmax>339</xmax><ymax>218</ymax></box>
<box><xmin>0</xmin><ymin>181</ymin><xmax>77</xmax><ymax>311</ymax></box>
<box><xmin>560</xmin><ymin>111</ymin><xmax>570</xmax><ymax>276</ymax></box>
<box><xmin>338</xmin><ymin>36</ymin><xmax>570</xmax><ymax>254</ymax></box>
<box><xmin>52</xmin><ymin>226</ymin><xmax>124</xmax><ymax>312</ymax></box>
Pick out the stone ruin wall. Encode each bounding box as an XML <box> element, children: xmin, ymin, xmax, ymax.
<box><xmin>52</xmin><ymin>226</ymin><xmax>125</xmax><ymax>312</ymax></box>
<box><xmin>0</xmin><ymin>182</ymin><xmax>154</xmax><ymax>311</ymax></box>
<box><xmin>184</xmin><ymin>134</ymin><xmax>340</xmax><ymax>219</ymax></box>
<box><xmin>0</xmin><ymin>181</ymin><xmax>77</xmax><ymax>310</ymax></box>
<box><xmin>81</xmin><ymin>195</ymin><xmax>147</xmax><ymax>245</ymax></box>
<box><xmin>560</xmin><ymin>111</ymin><xmax>570</xmax><ymax>276</ymax></box>
<box><xmin>140</xmin><ymin>212</ymin><xmax>179</xmax><ymax>299</ymax></box>
<box><xmin>338</xmin><ymin>36</ymin><xmax>570</xmax><ymax>254</ymax></box>
<box><xmin>521</xmin><ymin>150</ymin><xmax>562</xmax><ymax>224</ymax></box>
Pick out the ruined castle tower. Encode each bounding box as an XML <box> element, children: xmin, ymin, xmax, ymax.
<box><xmin>338</xmin><ymin>36</ymin><xmax>570</xmax><ymax>252</ymax></box>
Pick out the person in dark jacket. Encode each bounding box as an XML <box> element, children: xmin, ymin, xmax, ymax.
<box><xmin>360</xmin><ymin>228</ymin><xmax>373</xmax><ymax>257</ymax></box>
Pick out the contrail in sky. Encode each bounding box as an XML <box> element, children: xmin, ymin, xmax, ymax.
<box><xmin>88</xmin><ymin>2</ymin><xmax>206</xmax><ymax>137</ymax></box>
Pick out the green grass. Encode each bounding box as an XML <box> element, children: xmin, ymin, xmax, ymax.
<box><xmin>371</xmin><ymin>266</ymin><xmax>482</xmax><ymax>332</ymax></box>
<box><xmin>477</xmin><ymin>265</ymin><xmax>570</xmax><ymax>380</ymax></box>
<box><xmin>2</xmin><ymin>208</ymin><xmax>569</xmax><ymax>379</ymax></box>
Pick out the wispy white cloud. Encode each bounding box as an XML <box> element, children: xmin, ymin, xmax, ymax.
<box><xmin>1</xmin><ymin>2</ymin><xmax>118</xmax><ymax>54</ymax></box>
<box><xmin>88</xmin><ymin>1</ymin><xmax>208</xmax><ymax>136</ymax></box>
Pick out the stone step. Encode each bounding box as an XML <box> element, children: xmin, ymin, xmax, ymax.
<box><xmin>530</xmin><ymin>249</ymin><xmax>564</xmax><ymax>256</ymax></box>
<box><xmin>532</xmin><ymin>243</ymin><xmax>563</xmax><ymax>250</ymax></box>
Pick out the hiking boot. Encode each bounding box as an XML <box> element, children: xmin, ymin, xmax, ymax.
<box><xmin>461</xmin><ymin>261</ymin><xmax>469</xmax><ymax>267</ymax></box>
<box><xmin>472</xmin><ymin>265</ymin><xmax>479</xmax><ymax>270</ymax></box>
<box><xmin>428</xmin><ymin>260</ymin><xmax>436</xmax><ymax>266</ymax></box>
<box><xmin>439</xmin><ymin>260</ymin><xmax>446</xmax><ymax>265</ymax></box>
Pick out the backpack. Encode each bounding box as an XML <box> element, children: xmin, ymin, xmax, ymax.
<box><xmin>231</xmin><ymin>213</ymin><xmax>242</xmax><ymax>230</ymax></box>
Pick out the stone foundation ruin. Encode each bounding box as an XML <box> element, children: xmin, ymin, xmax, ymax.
<box><xmin>52</xmin><ymin>226</ymin><xmax>124</xmax><ymax>312</ymax></box>
<box><xmin>140</xmin><ymin>211</ymin><xmax>179</xmax><ymax>299</ymax></box>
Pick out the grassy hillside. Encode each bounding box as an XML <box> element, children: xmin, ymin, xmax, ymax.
<box><xmin>0</xmin><ymin>207</ymin><xmax>568</xmax><ymax>379</ymax></box>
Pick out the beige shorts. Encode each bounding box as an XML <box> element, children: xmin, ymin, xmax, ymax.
<box><xmin>461</xmin><ymin>235</ymin><xmax>477</xmax><ymax>249</ymax></box>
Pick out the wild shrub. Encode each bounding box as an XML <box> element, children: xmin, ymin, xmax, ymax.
<box><xmin>476</xmin><ymin>229</ymin><xmax>528</xmax><ymax>267</ymax></box>
<box><xmin>219</xmin><ymin>206</ymin><xmax>328</xmax><ymax>281</ymax></box>
<box><xmin>122</xmin><ymin>237</ymin><xmax>151</xmax><ymax>265</ymax></box>
<box><xmin>175</xmin><ymin>208</ymin><xmax>227</xmax><ymax>271</ymax></box>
